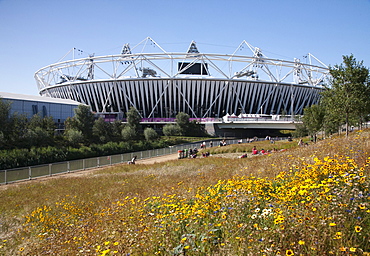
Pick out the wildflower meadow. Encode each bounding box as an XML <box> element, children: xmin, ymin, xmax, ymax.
<box><xmin>0</xmin><ymin>130</ymin><xmax>369</xmax><ymax>255</ymax></box>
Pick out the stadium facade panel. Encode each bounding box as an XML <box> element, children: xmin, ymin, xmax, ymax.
<box><xmin>42</xmin><ymin>78</ymin><xmax>322</xmax><ymax>118</ymax></box>
<box><xmin>35</xmin><ymin>37</ymin><xmax>330</xmax><ymax>120</ymax></box>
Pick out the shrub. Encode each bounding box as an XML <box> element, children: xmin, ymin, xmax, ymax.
<box><xmin>144</xmin><ymin>128</ymin><xmax>159</xmax><ymax>141</ymax></box>
<box><xmin>64</xmin><ymin>129</ymin><xmax>84</xmax><ymax>147</ymax></box>
<box><xmin>163</xmin><ymin>124</ymin><xmax>181</xmax><ymax>136</ymax></box>
<box><xmin>121</xmin><ymin>126</ymin><xmax>138</xmax><ymax>141</ymax></box>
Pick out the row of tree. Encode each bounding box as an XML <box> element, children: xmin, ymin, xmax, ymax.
<box><xmin>0</xmin><ymin>102</ymin><xmax>209</xmax><ymax>169</ymax></box>
<box><xmin>297</xmin><ymin>55</ymin><xmax>370</xmax><ymax>139</ymax></box>
<box><xmin>0</xmin><ymin>102</ymin><xmax>208</xmax><ymax>151</ymax></box>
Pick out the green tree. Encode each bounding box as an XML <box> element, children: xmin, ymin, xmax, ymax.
<box><xmin>0</xmin><ymin>98</ymin><xmax>11</xmax><ymax>133</ymax></box>
<box><xmin>65</xmin><ymin>105</ymin><xmax>95</xmax><ymax>143</ymax></box>
<box><xmin>321</xmin><ymin>55</ymin><xmax>370</xmax><ymax>137</ymax></box>
<box><xmin>0</xmin><ymin>98</ymin><xmax>11</xmax><ymax>148</ymax></box>
<box><xmin>126</xmin><ymin>107</ymin><xmax>141</xmax><ymax>129</ymax></box>
<box><xmin>175</xmin><ymin>112</ymin><xmax>190</xmax><ymax>135</ymax></box>
<box><xmin>93</xmin><ymin>117</ymin><xmax>112</xmax><ymax>143</ymax></box>
<box><xmin>144</xmin><ymin>127</ymin><xmax>158</xmax><ymax>141</ymax></box>
<box><xmin>162</xmin><ymin>124</ymin><xmax>181</xmax><ymax>136</ymax></box>
<box><xmin>8</xmin><ymin>113</ymin><xmax>28</xmax><ymax>148</ymax></box>
<box><xmin>293</xmin><ymin>122</ymin><xmax>308</xmax><ymax>138</ymax></box>
<box><xmin>121</xmin><ymin>125</ymin><xmax>138</xmax><ymax>141</ymax></box>
<box><xmin>41</xmin><ymin>116</ymin><xmax>57</xmax><ymax>138</ymax></box>
<box><xmin>23</xmin><ymin>115</ymin><xmax>56</xmax><ymax>147</ymax></box>
<box><xmin>23</xmin><ymin>127</ymin><xmax>50</xmax><ymax>148</ymax></box>
<box><xmin>111</xmin><ymin>120</ymin><xmax>124</xmax><ymax>142</ymax></box>
<box><xmin>125</xmin><ymin>107</ymin><xmax>142</xmax><ymax>140</ymax></box>
<box><xmin>64</xmin><ymin>129</ymin><xmax>84</xmax><ymax>147</ymax></box>
<box><xmin>302</xmin><ymin>104</ymin><xmax>325</xmax><ymax>140</ymax></box>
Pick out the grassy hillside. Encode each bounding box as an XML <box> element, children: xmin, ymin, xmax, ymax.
<box><xmin>0</xmin><ymin>131</ymin><xmax>369</xmax><ymax>255</ymax></box>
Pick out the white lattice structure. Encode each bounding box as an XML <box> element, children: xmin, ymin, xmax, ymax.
<box><xmin>35</xmin><ymin>37</ymin><xmax>330</xmax><ymax>119</ymax></box>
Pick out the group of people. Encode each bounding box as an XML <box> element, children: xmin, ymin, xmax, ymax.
<box><xmin>298</xmin><ymin>139</ymin><xmax>309</xmax><ymax>147</ymax></box>
<box><xmin>251</xmin><ymin>146</ymin><xmax>269</xmax><ymax>155</ymax></box>
<box><xmin>219</xmin><ymin>139</ymin><xmax>227</xmax><ymax>147</ymax></box>
<box><xmin>129</xmin><ymin>136</ymin><xmax>297</xmax><ymax>164</ymax></box>
<box><xmin>188</xmin><ymin>147</ymin><xmax>199</xmax><ymax>158</ymax></box>
<box><xmin>190</xmin><ymin>147</ymin><xmax>211</xmax><ymax>158</ymax></box>
<box><xmin>239</xmin><ymin>145</ymin><xmax>286</xmax><ymax>158</ymax></box>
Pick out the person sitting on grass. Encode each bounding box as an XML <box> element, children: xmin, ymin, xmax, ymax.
<box><xmin>239</xmin><ymin>153</ymin><xmax>248</xmax><ymax>158</ymax></box>
<box><xmin>252</xmin><ymin>146</ymin><xmax>258</xmax><ymax>155</ymax></box>
<box><xmin>128</xmin><ymin>155</ymin><xmax>137</xmax><ymax>164</ymax></box>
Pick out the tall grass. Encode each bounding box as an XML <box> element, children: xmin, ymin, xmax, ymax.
<box><xmin>0</xmin><ymin>131</ymin><xmax>369</xmax><ymax>255</ymax></box>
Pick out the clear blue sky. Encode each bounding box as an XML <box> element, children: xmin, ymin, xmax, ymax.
<box><xmin>0</xmin><ymin>0</ymin><xmax>369</xmax><ymax>96</ymax></box>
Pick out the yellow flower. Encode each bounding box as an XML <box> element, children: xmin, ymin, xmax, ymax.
<box><xmin>355</xmin><ymin>225</ymin><xmax>362</xmax><ymax>232</ymax></box>
<box><xmin>349</xmin><ymin>247</ymin><xmax>356</xmax><ymax>252</ymax></box>
<box><xmin>329</xmin><ymin>223</ymin><xmax>336</xmax><ymax>226</ymax></box>
<box><xmin>286</xmin><ymin>249</ymin><xmax>294</xmax><ymax>255</ymax></box>
<box><xmin>359</xmin><ymin>203</ymin><xmax>366</xmax><ymax>210</ymax></box>
<box><xmin>298</xmin><ymin>240</ymin><xmax>305</xmax><ymax>245</ymax></box>
<box><xmin>184</xmin><ymin>245</ymin><xmax>190</xmax><ymax>249</ymax></box>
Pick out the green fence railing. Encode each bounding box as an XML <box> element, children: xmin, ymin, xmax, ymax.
<box><xmin>1</xmin><ymin>139</ymin><xmax>244</xmax><ymax>185</ymax></box>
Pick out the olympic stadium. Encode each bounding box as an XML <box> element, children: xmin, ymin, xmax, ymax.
<box><xmin>34</xmin><ymin>37</ymin><xmax>330</xmax><ymax>136</ymax></box>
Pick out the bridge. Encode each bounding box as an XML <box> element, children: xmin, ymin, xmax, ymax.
<box><xmin>136</xmin><ymin>114</ymin><xmax>299</xmax><ymax>137</ymax></box>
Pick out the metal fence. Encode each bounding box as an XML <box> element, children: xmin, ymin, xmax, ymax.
<box><xmin>0</xmin><ymin>139</ymin><xmax>244</xmax><ymax>185</ymax></box>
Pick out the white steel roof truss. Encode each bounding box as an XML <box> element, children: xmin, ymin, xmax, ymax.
<box><xmin>141</xmin><ymin>56</ymin><xmax>171</xmax><ymax>77</ymax></box>
<box><xmin>260</xmin><ymin>64</ymin><xmax>278</xmax><ymax>83</ymax></box>
<box><xmin>202</xmin><ymin>56</ymin><xmax>229</xmax><ymax>78</ymax></box>
<box><xmin>117</xmin><ymin>56</ymin><xmax>141</xmax><ymax>78</ymax></box>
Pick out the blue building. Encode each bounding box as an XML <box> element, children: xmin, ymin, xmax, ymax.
<box><xmin>0</xmin><ymin>92</ymin><xmax>81</xmax><ymax>125</ymax></box>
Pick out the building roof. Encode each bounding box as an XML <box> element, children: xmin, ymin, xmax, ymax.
<box><xmin>0</xmin><ymin>92</ymin><xmax>81</xmax><ymax>105</ymax></box>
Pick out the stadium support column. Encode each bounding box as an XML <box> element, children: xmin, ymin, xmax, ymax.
<box><xmin>290</xmin><ymin>84</ymin><xmax>294</xmax><ymax>119</ymax></box>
